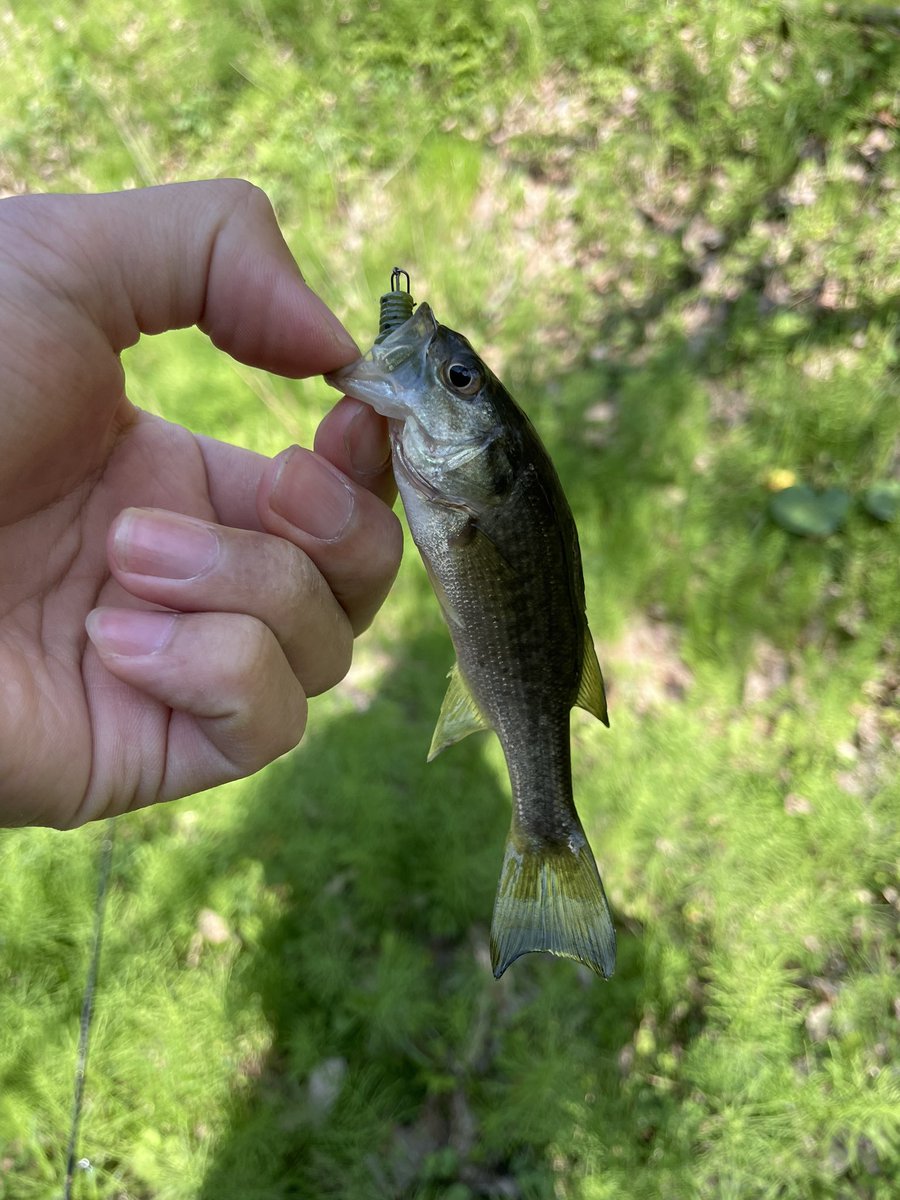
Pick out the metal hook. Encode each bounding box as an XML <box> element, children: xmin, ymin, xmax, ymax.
<box><xmin>390</xmin><ymin>266</ymin><xmax>411</xmax><ymax>294</ymax></box>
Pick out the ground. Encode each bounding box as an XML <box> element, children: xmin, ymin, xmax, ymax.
<box><xmin>1</xmin><ymin>3</ymin><xmax>898</xmax><ymax>1198</ymax></box>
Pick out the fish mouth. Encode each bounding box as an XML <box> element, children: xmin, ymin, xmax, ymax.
<box><xmin>325</xmin><ymin>303</ymin><xmax>437</xmax><ymax>420</ymax></box>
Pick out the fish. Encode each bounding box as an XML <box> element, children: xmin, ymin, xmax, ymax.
<box><xmin>327</xmin><ymin>303</ymin><xmax>615</xmax><ymax>979</ymax></box>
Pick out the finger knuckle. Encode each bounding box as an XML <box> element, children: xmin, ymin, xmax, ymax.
<box><xmin>222</xmin><ymin>178</ymin><xmax>276</xmax><ymax>224</ymax></box>
<box><xmin>225</xmin><ymin>691</ymin><xmax>308</xmax><ymax>779</ymax></box>
<box><xmin>378</xmin><ymin>511</ymin><xmax>405</xmax><ymax>582</ymax></box>
<box><xmin>318</xmin><ymin>621</ymin><xmax>355</xmax><ymax>694</ymax></box>
<box><xmin>246</xmin><ymin>617</ymin><xmax>285</xmax><ymax>686</ymax></box>
<box><xmin>272</xmin><ymin>686</ymin><xmax>309</xmax><ymax>758</ymax></box>
<box><xmin>284</xmin><ymin>538</ymin><xmax>323</xmax><ymax>596</ymax></box>
<box><xmin>219</xmin><ymin>618</ymin><xmax>309</xmax><ymax>771</ymax></box>
<box><xmin>251</xmin><ymin>685</ymin><xmax>308</xmax><ymax>768</ymax></box>
<box><xmin>355</xmin><ymin>503</ymin><xmax>404</xmax><ymax>587</ymax></box>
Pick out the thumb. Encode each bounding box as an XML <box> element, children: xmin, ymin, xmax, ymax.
<box><xmin>42</xmin><ymin>179</ymin><xmax>359</xmax><ymax>377</ymax></box>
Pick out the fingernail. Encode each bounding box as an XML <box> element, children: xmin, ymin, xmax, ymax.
<box><xmin>86</xmin><ymin>608</ymin><xmax>176</xmax><ymax>657</ymax></box>
<box><xmin>344</xmin><ymin>403</ymin><xmax>393</xmax><ymax>477</ymax></box>
<box><xmin>270</xmin><ymin>446</ymin><xmax>355</xmax><ymax>541</ymax></box>
<box><xmin>113</xmin><ymin>509</ymin><xmax>220</xmax><ymax>580</ymax></box>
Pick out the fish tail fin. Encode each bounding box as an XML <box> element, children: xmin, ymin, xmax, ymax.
<box><xmin>490</xmin><ymin>827</ymin><xmax>616</xmax><ymax>980</ymax></box>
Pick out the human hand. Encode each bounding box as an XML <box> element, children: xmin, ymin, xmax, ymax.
<box><xmin>0</xmin><ymin>180</ymin><xmax>401</xmax><ymax>827</ymax></box>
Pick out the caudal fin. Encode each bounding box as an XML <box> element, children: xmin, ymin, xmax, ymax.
<box><xmin>490</xmin><ymin>830</ymin><xmax>616</xmax><ymax>979</ymax></box>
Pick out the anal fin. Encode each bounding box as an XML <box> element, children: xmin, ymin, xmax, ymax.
<box><xmin>576</xmin><ymin>632</ymin><xmax>609</xmax><ymax>727</ymax></box>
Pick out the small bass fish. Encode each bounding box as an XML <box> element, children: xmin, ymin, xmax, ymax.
<box><xmin>327</xmin><ymin>301</ymin><xmax>615</xmax><ymax>979</ymax></box>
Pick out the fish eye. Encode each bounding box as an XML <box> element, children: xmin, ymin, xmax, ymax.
<box><xmin>444</xmin><ymin>361</ymin><xmax>483</xmax><ymax>396</ymax></box>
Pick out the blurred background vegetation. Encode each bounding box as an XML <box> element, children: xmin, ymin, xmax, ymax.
<box><xmin>1</xmin><ymin>1</ymin><xmax>898</xmax><ymax>1197</ymax></box>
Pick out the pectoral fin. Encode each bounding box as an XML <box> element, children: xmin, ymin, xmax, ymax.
<box><xmin>576</xmin><ymin>632</ymin><xmax>609</xmax><ymax>727</ymax></box>
<box><xmin>427</xmin><ymin>662</ymin><xmax>491</xmax><ymax>761</ymax></box>
<box><xmin>449</xmin><ymin>517</ymin><xmax>516</xmax><ymax>575</ymax></box>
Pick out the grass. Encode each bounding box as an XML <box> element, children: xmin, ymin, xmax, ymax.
<box><xmin>1</xmin><ymin>1</ymin><xmax>899</xmax><ymax>1197</ymax></box>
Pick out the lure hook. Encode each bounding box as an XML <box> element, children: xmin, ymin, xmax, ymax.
<box><xmin>375</xmin><ymin>266</ymin><xmax>416</xmax><ymax>344</ymax></box>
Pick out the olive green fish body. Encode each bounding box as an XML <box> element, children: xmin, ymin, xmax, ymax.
<box><xmin>328</xmin><ymin>305</ymin><xmax>615</xmax><ymax>978</ymax></box>
<box><xmin>397</xmin><ymin>440</ymin><xmax>585</xmax><ymax>824</ymax></box>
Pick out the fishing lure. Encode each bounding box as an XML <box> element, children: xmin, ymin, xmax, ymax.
<box><xmin>375</xmin><ymin>267</ymin><xmax>415</xmax><ymax>343</ymax></box>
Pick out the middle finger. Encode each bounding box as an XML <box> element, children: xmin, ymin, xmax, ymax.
<box><xmin>107</xmin><ymin>506</ymin><xmax>353</xmax><ymax>697</ymax></box>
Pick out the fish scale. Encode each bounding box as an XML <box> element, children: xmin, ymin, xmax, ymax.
<box><xmin>327</xmin><ymin>281</ymin><xmax>616</xmax><ymax>979</ymax></box>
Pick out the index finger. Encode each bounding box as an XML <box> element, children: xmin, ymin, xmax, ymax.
<box><xmin>18</xmin><ymin>179</ymin><xmax>359</xmax><ymax>377</ymax></box>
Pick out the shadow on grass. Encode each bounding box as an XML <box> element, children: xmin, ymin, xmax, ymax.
<box><xmin>195</xmin><ymin>628</ymin><xmax>652</xmax><ymax>1199</ymax></box>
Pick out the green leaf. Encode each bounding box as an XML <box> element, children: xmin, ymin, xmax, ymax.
<box><xmin>862</xmin><ymin>481</ymin><xmax>900</xmax><ymax>523</ymax></box>
<box><xmin>769</xmin><ymin>485</ymin><xmax>851</xmax><ymax>538</ymax></box>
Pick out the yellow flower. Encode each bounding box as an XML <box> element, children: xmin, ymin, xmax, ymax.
<box><xmin>766</xmin><ymin>468</ymin><xmax>797</xmax><ymax>492</ymax></box>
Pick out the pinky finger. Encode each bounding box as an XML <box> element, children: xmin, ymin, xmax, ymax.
<box><xmin>85</xmin><ymin>607</ymin><xmax>307</xmax><ymax>801</ymax></box>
